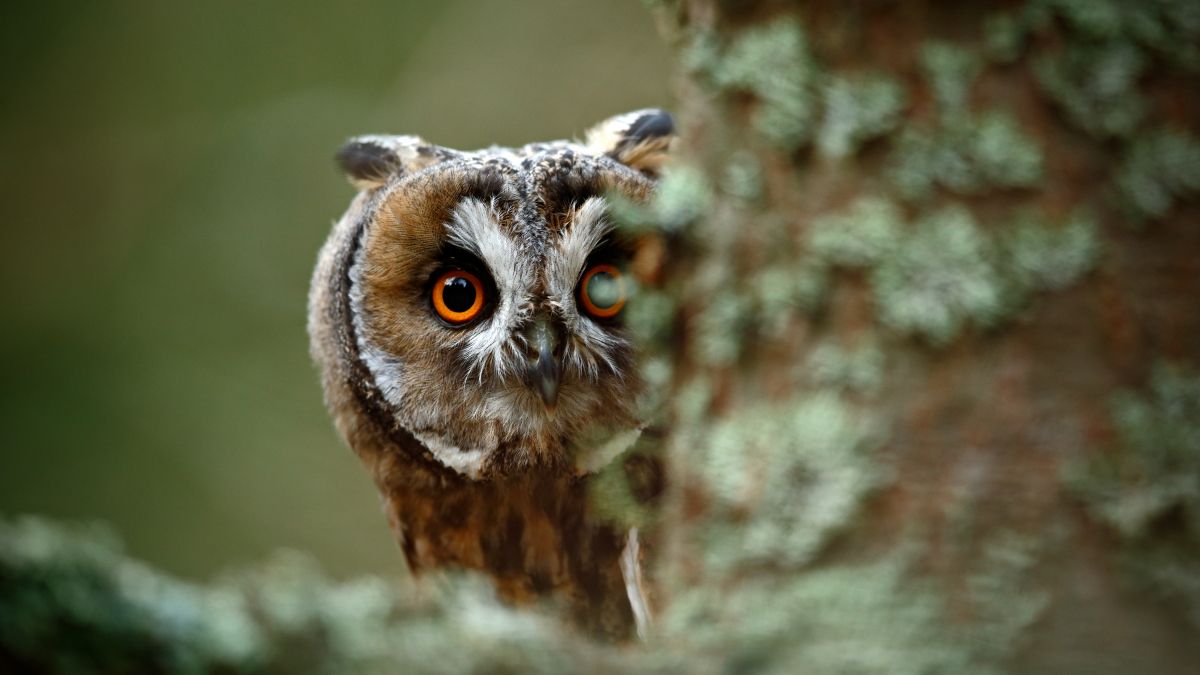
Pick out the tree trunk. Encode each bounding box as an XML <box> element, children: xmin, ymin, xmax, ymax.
<box><xmin>634</xmin><ymin>0</ymin><xmax>1200</xmax><ymax>672</ymax></box>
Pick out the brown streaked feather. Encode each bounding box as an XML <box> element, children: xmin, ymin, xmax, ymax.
<box><xmin>379</xmin><ymin>466</ymin><xmax>637</xmax><ymax>637</ymax></box>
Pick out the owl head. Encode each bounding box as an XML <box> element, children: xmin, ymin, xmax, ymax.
<box><xmin>309</xmin><ymin>110</ymin><xmax>673</xmax><ymax>481</ymax></box>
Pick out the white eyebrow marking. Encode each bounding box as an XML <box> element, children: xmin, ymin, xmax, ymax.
<box><xmin>445</xmin><ymin>198</ymin><xmax>523</xmax><ymax>296</ymax></box>
<box><xmin>544</xmin><ymin>196</ymin><xmax>629</xmax><ymax>381</ymax></box>
<box><xmin>545</xmin><ymin>197</ymin><xmax>612</xmax><ymax>303</ymax></box>
<box><xmin>445</xmin><ymin>198</ymin><xmax>534</xmax><ymax>382</ymax></box>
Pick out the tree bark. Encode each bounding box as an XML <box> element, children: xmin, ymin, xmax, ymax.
<box><xmin>636</xmin><ymin>0</ymin><xmax>1200</xmax><ymax>672</ymax></box>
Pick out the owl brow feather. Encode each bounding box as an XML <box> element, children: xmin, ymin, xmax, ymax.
<box><xmin>445</xmin><ymin>197</ymin><xmax>535</xmax><ymax>383</ymax></box>
<box><xmin>543</xmin><ymin>196</ymin><xmax>633</xmax><ymax>383</ymax></box>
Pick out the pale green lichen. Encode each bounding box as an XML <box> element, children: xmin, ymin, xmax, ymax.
<box><xmin>0</xmin><ymin>517</ymin><xmax>614</xmax><ymax>675</ymax></box>
<box><xmin>1034</xmin><ymin>39</ymin><xmax>1147</xmax><ymax>138</ymax></box>
<box><xmin>984</xmin><ymin>12</ymin><xmax>1027</xmax><ymax>63</ymax></box>
<box><xmin>625</xmin><ymin>287</ymin><xmax>677</xmax><ymax>351</ymax></box>
<box><xmin>817</xmin><ymin>74</ymin><xmax>906</xmax><ymax>159</ymax></box>
<box><xmin>968</xmin><ymin>113</ymin><xmax>1045</xmax><ymax>188</ymax></box>
<box><xmin>749</xmin><ymin>265</ymin><xmax>801</xmax><ymax>340</ymax></box>
<box><xmin>889</xmin><ymin>112</ymin><xmax>1043</xmax><ymax>200</ymax></box>
<box><xmin>804</xmin><ymin>340</ymin><xmax>886</xmax><ymax>394</ymax></box>
<box><xmin>681</xmin><ymin>27</ymin><xmax>721</xmax><ymax>77</ymax></box>
<box><xmin>588</xmin><ymin>450</ymin><xmax>655</xmax><ymax>529</ymax></box>
<box><xmin>920</xmin><ymin>42</ymin><xmax>983</xmax><ymax>118</ymax></box>
<box><xmin>1113</xmin><ymin>128</ymin><xmax>1200</xmax><ymax>223</ymax></box>
<box><xmin>652</xmin><ymin>165</ymin><xmax>714</xmax><ymax>232</ymax></box>
<box><xmin>0</xmin><ymin>518</ymin><xmax>264</xmax><ymax>674</ymax></box>
<box><xmin>693</xmin><ymin>19</ymin><xmax>902</xmax><ymax>157</ymax></box>
<box><xmin>634</xmin><ymin>354</ymin><xmax>674</xmax><ymax>422</ymax></box>
<box><xmin>891</xmin><ymin>36</ymin><xmax>1043</xmax><ymax>200</ymax></box>
<box><xmin>1067</xmin><ymin>363</ymin><xmax>1200</xmax><ymax>627</ymax></box>
<box><xmin>660</xmin><ymin>559</ymin><xmax>992</xmax><ymax>675</ymax></box>
<box><xmin>1123</xmin><ymin>0</ymin><xmax>1200</xmax><ymax>69</ymax></box>
<box><xmin>621</xmin><ymin>284</ymin><xmax>679</xmax><ymax>422</ymax></box>
<box><xmin>808</xmin><ymin>199</ymin><xmax>1097</xmax><ymax>346</ymax></box>
<box><xmin>710</xmin><ymin>18</ymin><xmax>818</xmax><ymax>150</ymax></box>
<box><xmin>3</xmin><ymin>517</ymin><xmax>1031</xmax><ymax>675</ymax></box>
<box><xmin>871</xmin><ymin>207</ymin><xmax>1004</xmax><ymax>345</ymax></box>
<box><xmin>607</xmin><ymin>164</ymin><xmax>713</xmax><ymax>235</ymax></box>
<box><xmin>693</xmin><ymin>394</ymin><xmax>885</xmax><ymax>571</ymax></box>
<box><xmin>1042</xmin><ymin>0</ymin><xmax>1123</xmax><ymax>37</ymax></box>
<box><xmin>787</xmin><ymin>258</ymin><xmax>831</xmax><ymax>312</ymax></box>
<box><xmin>692</xmin><ymin>286</ymin><xmax>750</xmax><ymax>367</ymax></box>
<box><xmin>672</xmin><ymin>375</ymin><xmax>715</xmax><ymax>430</ymax></box>
<box><xmin>721</xmin><ymin>150</ymin><xmax>763</xmax><ymax>202</ymax></box>
<box><xmin>965</xmin><ymin>533</ymin><xmax>1051</xmax><ymax>661</ymax></box>
<box><xmin>808</xmin><ymin>196</ymin><xmax>904</xmax><ymax>268</ymax></box>
<box><xmin>972</xmin><ymin>114</ymin><xmax>1045</xmax><ymax>185</ymax></box>
<box><xmin>605</xmin><ymin>193</ymin><xmax>656</xmax><ymax>234</ymax></box>
<box><xmin>1031</xmin><ymin>0</ymin><xmax>1200</xmax><ymax>69</ymax></box>
<box><xmin>1123</xmin><ymin>541</ymin><xmax>1200</xmax><ymax>629</ymax></box>
<box><xmin>1069</xmin><ymin>364</ymin><xmax>1200</xmax><ymax>539</ymax></box>
<box><xmin>748</xmin><ymin>260</ymin><xmax>829</xmax><ymax>338</ymax></box>
<box><xmin>995</xmin><ymin>0</ymin><xmax>1199</xmax><ymax>137</ymax></box>
<box><xmin>1001</xmin><ymin>209</ymin><xmax>1101</xmax><ymax>297</ymax></box>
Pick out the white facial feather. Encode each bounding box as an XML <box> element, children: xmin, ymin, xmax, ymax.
<box><xmin>546</xmin><ymin>197</ymin><xmax>631</xmax><ymax>380</ymax></box>
<box><xmin>348</xmin><ymin>217</ymin><xmax>408</xmax><ymax>410</ymax></box>
<box><xmin>547</xmin><ymin>197</ymin><xmax>611</xmax><ymax>300</ymax></box>
<box><xmin>411</xmin><ymin>429</ymin><xmax>493</xmax><ymax>480</ymax></box>
<box><xmin>445</xmin><ymin>199</ymin><xmax>534</xmax><ymax>382</ymax></box>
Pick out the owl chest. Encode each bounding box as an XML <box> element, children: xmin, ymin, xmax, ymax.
<box><xmin>384</xmin><ymin>473</ymin><xmax>636</xmax><ymax>636</ymax></box>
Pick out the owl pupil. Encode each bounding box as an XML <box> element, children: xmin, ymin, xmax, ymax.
<box><xmin>587</xmin><ymin>271</ymin><xmax>620</xmax><ymax>309</ymax></box>
<box><xmin>442</xmin><ymin>277</ymin><xmax>477</xmax><ymax>312</ymax></box>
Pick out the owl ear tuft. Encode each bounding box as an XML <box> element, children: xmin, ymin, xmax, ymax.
<box><xmin>335</xmin><ymin>135</ymin><xmax>449</xmax><ymax>190</ymax></box>
<box><xmin>585</xmin><ymin>109</ymin><xmax>675</xmax><ymax>176</ymax></box>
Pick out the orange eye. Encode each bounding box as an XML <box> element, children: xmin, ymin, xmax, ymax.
<box><xmin>432</xmin><ymin>270</ymin><xmax>485</xmax><ymax>324</ymax></box>
<box><xmin>578</xmin><ymin>264</ymin><xmax>626</xmax><ymax>319</ymax></box>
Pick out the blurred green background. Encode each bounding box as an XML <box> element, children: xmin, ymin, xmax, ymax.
<box><xmin>0</xmin><ymin>0</ymin><xmax>672</xmax><ymax>580</ymax></box>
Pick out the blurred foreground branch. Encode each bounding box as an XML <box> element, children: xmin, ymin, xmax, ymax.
<box><xmin>0</xmin><ymin>516</ymin><xmax>1007</xmax><ymax>674</ymax></box>
<box><xmin>0</xmin><ymin>517</ymin><xmax>612</xmax><ymax>674</ymax></box>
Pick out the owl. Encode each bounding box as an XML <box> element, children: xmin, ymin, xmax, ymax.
<box><xmin>308</xmin><ymin>110</ymin><xmax>673</xmax><ymax>638</ymax></box>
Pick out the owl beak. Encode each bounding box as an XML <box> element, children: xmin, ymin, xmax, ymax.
<box><xmin>522</xmin><ymin>317</ymin><xmax>561</xmax><ymax>411</ymax></box>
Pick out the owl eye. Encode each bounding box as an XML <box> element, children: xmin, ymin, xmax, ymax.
<box><xmin>432</xmin><ymin>270</ymin><xmax>485</xmax><ymax>324</ymax></box>
<box><xmin>578</xmin><ymin>264</ymin><xmax>626</xmax><ymax>319</ymax></box>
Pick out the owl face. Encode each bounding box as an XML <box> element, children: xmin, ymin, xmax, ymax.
<box><xmin>314</xmin><ymin>111</ymin><xmax>673</xmax><ymax>480</ymax></box>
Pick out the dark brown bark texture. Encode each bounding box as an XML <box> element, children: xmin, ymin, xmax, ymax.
<box><xmin>625</xmin><ymin>0</ymin><xmax>1200</xmax><ymax>672</ymax></box>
